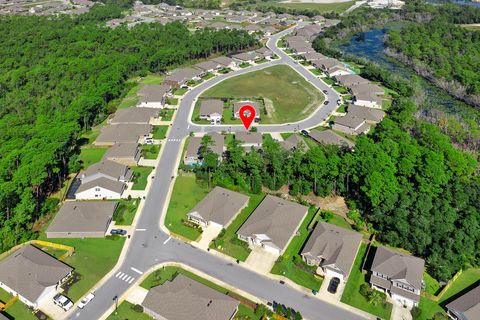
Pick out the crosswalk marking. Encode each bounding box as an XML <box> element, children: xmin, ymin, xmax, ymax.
<box><xmin>121</xmin><ymin>274</ymin><xmax>129</xmax><ymax>280</ymax></box>
<box><xmin>131</xmin><ymin>267</ymin><xmax>143</xmax><ymax>275</ymax></box>
<box><xmin>128</xmin><ymin>277</ymin><xmax>135</xmax><ymax>284</ymax></box>
<box><xmin>167</xmin><ymin>138</ymin><xmax>182</xmax><ymax>142</ymax></box>
<box><xmin>115</xmin><ymin>271</ymin><xmax>122</xmax><ymax>278</ymax></box>
<box><xmin>115</xmin><ymin>271</ymin><xmax>136</xmax><ymax>283</ymax></box>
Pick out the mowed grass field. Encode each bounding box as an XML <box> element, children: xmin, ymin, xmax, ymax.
<box><xmin>201</xmin><ymin>65</ymin><xmax>324</xmax><ymax>124</ymax></box>
<box><xmin>265</xmin><ymin>1</ymin><xmax>355</xmax><ymax>13</ymax></box>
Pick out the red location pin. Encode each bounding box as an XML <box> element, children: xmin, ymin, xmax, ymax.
<box><xmin>239</xmin><ymin>104</ymin><xmax>256</xmax><ymax>130</ymax></box>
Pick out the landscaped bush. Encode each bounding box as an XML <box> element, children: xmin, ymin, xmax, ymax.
<box><xmin>360</xmin><ymin>283</ymin><xmax>370</xmax><ymax>297</ymax></box>
<box><xmin>411</xmin><ymin>306</ymin><xmax>422</xmax><ymax>319</ymax></box>
<box><xmin>132</xmin><ymin>304</ymin><xmax>143</xmax><ymax>313</ymax></box>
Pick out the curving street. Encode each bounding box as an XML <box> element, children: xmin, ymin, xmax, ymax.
<box><xmin>67</xmin><ymin>26</ymin><xmax>365</xmax><ymax>320</ymax></box>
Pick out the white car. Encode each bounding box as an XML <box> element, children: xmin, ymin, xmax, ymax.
<box><xmin>53</xmin><ymin>293</ymin><xmax>73</xmax><ymax>311</ymax></box>
<box><xmin>77</xmin><ymin>292</ymin><xmax>95</xmax><ymax>309</ymax></box>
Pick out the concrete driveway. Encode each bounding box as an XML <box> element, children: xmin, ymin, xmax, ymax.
<box><xmin>245</xmin><ymin>246</ymin><xmax>279</xmax><ymax>274</ymax></box>
<box><xmin>391</xmin><ymin>302</ymin><xmax>413</xmax><ymax>320</ymax></box>
<box><xmin>318</xmin><ymin>275</ymin><xmax>346</xmax><ymax>303</ymax></box>
<box><xmin>197</xmin><ymin>224</ymin><xmax>223</xmax><ymax>250</ymax></box>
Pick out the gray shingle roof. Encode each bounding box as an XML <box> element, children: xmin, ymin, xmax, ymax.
<box><xmin>211</xmin><ymin>56</ymin><xmax>234</xmax><ymax>67</ymax></box>
<box><xmin>233</xmin><ymin>101</ymin><xmax>260</xmax><ymax>117</ymax></box>
<box><xmin>334</xmin><ymin>114</ymin><xmax>366</xmax><ymax>129</ymax></box>
<box><xmin>46</xmin><ymin>201</ymin><xmax>116</xmax><ymax>235</ymax></box>
<box><xmin>237</xmin><ymin>195</ymin><xmax>308</xmax><ymax>252</ymax></box>
<box><xmin>235</xmin><ymin>132</ymin><xmax>263</xmax><ymax>145</ymax></box>
<box><xmin>188</xmin><ymin>187</ymin><xmax>249</xmax><ymax>226</ymax></box>
<box><xmin>142</xmin><ymin>274</ymin><xmax>239</xmax><ymax>320</ymax></box>
<box><xmin>165</xmin><ymin>67</ymin><xmax>203</xmax><ymax>84</ymax></box>
<box><xmin>110</xmin><ymin>107</ymin><xmax>159</xmax><ymax>124</ymax></box>
<box><xmin>199</xmin><ymin>99</ymin><xmax>224</xmax><ymax>116</ymax></box>
<box><xmin>137</xmin><ymin>84</ymin><xmax>171</xmax><ymax>102</ymax></box>
<box><xmin>333</xmin><ymin>74</ymin><xmax>369</xmax><ymax>87</ymax></box>
<box><xmin>279</xmin><ymin>134</ymin><xmax>309</xmax><ymax>151</ymax></box>
<box><xmin>446</xmin><ymin>285</ymin><xmax>480</xmax><ymax>320</ymax></box>
<box><xmin>185</xmin><ymin>133</ymin><xmax>225</xmax><ymax>160</ymax></box>
<box><xmin>350</xmin><ymin>83</ymin><xmax>384</xmax><ymax>95</ymax></box>
<box><xmin>308</xmin><ymin>130</ymin><xmax>354</xmax><ymax>148</ymax></box>
<box><xmin>95</xmin><ymin>124</ymin><xmax>152</xmax><ymax>144</ymax></box>
<box><xmin>82</xmin><ymin>159</ymin><xmax>130</xmax><ymax>182</ymax></box>
<box><xmin>195</xmin><ymin>60</ymin><xmax>220</xmax><ymax>71</ymax></box>
<box><xmin>76</xmin><ymin>177</ymin><xmax>125</xmax><ymax>194</ymax></box>
<box><xmin>347</xmin><ymin>105</ymin><xmax>385</xmax><ymax>123</ymax></box>
<box><xmin>105</xmin><ymin>143</ymin><xmax>139</xmax><ymax>160</ymax></box>
<box><xmin>0</xmin><ymin>245</ymin><xmax>73</xmax><ymax>304</ymax></box>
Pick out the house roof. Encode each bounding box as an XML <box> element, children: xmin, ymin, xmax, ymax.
<box><xmin>333</xmin><ymin>74</ymin><xmax>369</xmax><ymax>87</ymax></box>
<box><xmin>211</xmin><ymin>56</ymin><xmax>234</xmax><ymax>67</ymax></box>
<box><xmin>46</xmin><ymin>201</ymin><xmax>116</xmax><ymax>235</ymax></box>
<box><xmin>83</xmin><ymin>159</ymin><xmax>129</xmax><ymax>181</ymax></box>
<box><xmin>231</xmin><ymin>52</ymin><xmax>257</xmax><ymax>61</ymax></box>
<box><xmin>142</xmin><ymin>274</ymin><xmax>239</xmax><ymax>320</ymax></box>
<box><xmin>371</xmin><ymin>246</ymin><xmax>425</xmax><ymax>291</ymax></box>
<box><xmin>76</xmin><ymin>177</ymin><xmax>125</xmax><ymax>195</ymax></box>
<box><xmin>105</xmin><ymin>143</ymin><xmax>139</xmax><ymax>159</ymax></box>
<box><xmin>185</xmin><ymin>133</ymin><xmax>225</xmax><ymax>160</ymax></box>
<box><xmin>110</xmin><ymin>107</ymin><xmax>159</xmax><ymax>124</ymax></box>
<box><xmin>347</xmin><ymin>105</ymin><xmax>385</xmax><ymax>123</ymax></box>
<box><xmin>235</xmin><ymin>132</ymin><xmax>263</xmax><ymax>145</ymax></box>
<box><xmin>237</xmin><ymin>195</ymin><xmax>308</xmax><ymax>251</ymax></box>
<box><xmin>188</xmin><ymin>186</ymin><xmax>249</xmax><ymax>226</ymax></box>
<box><xmin>301</xmin><ymin>52</ymin><xmax>326</xmax><ymax>61</ymax></box>
<box><xmin>279</xmin><ymin>134</ymin><xmax>309</xmax><ymax>151</ymax></box>
<box><xmin>350</xmin><ymin>83</ymin><xmax>384</xmax><ymax>95</ymax></box>
<box><xmin>195</xmin><ymin>60</ymin><xmax>220</xmax><ymax>71</ymax></box>
<box><xmin>354</xmin><ymin>92</ymin><xmax>383</xmax><ymax>104</ymax></box>
<box><xmin>199</xmin><ymin>99</ymin><xmax>224</xmax><ymax>116</ymax></box>
<box><xmin>446</xmin><ymin>285</ymin><xmax>480</xmax><ymax>320</ymax></box>
<box><xmin>308</xmin><ymin>130</ymin><xmax>355</xmax><ymax>148</ymax></box>
<box><xmin>255</xmin><ymin>47</ymin><xmax>273</xmax><ymax>55</ymax></box>
<box><xmin>0</xmin><ymin>245</ymin><xmax>73</xmax><ymax>304</ymax></box>
<box><xmin>137</xmin><ymin>84</ymin><xmax>171</xmax><ymax>102</ymax></box>
<box><xmin>334</xmin><ymin>114</ymin><xmax>366</xmax><ymax>129</ymax></box>
<box><xmin>301</xmin><ymin>222</ymin><xmax>362</xmax><ymax>278</ymax></box>
<box><xmin>165</xmin><ymin>67</ymin><xmax>203</xmax><ymax>84</ymax></box>
<box><xmin>96</xmin><ymin>124</ymin><xmax>152</xmax><ymax>144</ymax></box>
<box><xmin>289</xmin><ymin>42</ymin><xmax>315</xmax><ymax>53</ymax></box>
<box><xmin>313</xmin><ymin>58</ymin><xmax>343</xmax><ymax>70</ymax></box>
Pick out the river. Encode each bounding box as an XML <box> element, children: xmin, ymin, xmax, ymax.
<box><xmin>339</xmin><ymin>28</ymin><xmax>480</xmax><ymax>121</ymax></box>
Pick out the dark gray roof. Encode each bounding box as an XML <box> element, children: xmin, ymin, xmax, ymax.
<box><xmin>446</xmin><ymin>285</ymin><xmax>480</xmax><ymax>320</ymax></box>
<box><xmin>371</xmin><ymin>246</ymin><xmax>425</xmax><ymax>290</ymax></box>
<box><xmin>142</xmin><ymin>274</ymin><xmax>239</xmax><ymax>320</ymax></box>
<box><xmin>96</xmin><ymin>124</ymin><xmax>152</xmax><ymax>144</ymax></box>
<box><xmin>199</xmin><ymin>99</ymin><xmax>224</xmax><ymax>116</ymax></box>
<box><xmin>195</xmin><ymin>60</ymin><xmax>220</xmax><ymax>71</ymax></box>
<box><xmin>165</xmin><ymin>67</ymin><xmax>203</xmax><ymax>84</ymax></box>
<box><xmin>76</xmin><ymin>177</ymin><xmax>125</xmax><ymax>194</ymax></box>
<box><xmin>350</xmin><ymin>83</ymin><xmax>384</xmax><ymax>95</ymax></box>
<box><xmin>308</xmin><ymin>130</ymin><xmax>354</xmax><ymax>148</ymax></box>
<box><xmin>301</xmin><ymin>52</ymin><xmax>326</xmax><ymax>61</ymax></box>
<box><xmin>233</xmin><ymin>101</ymin><xmax>260</xmax><ymax>117</ymax></box>
<box><xmin>137</xmin><ymin>84</ymin><xmax>171</xmax><ymax>102</ymax></box>
<box><xmin>237</xmin><ymin>195</ymin><xmax>308</xmax><ymax>251</ymax></box>
<box><xmin>110</xmin><ymin>107</ymin><xmax>159</xmax><ymax>124</ymax></box>
<box><xmin>46</xmin><ymin>201</ymin><xmax>116</xmax><ymax>235</ymax></box>
<box><xmin>188</xmin><ymin>187</ymin><xmax>249</xmax><ymax>226</ymax></box>
<box><xmin>231</xmin><ymin>52</ymin><xmax>257</xmax><ymax>62</ymax></box>
<box><xmin>301</xmin><ymin>222</ymin><xmax>362</xmax><ymax>278</ymax></box>
<box><xmin>0</xmin><ymin>245</ymin><xmax>73</xmax><ymax>303</ymax></box>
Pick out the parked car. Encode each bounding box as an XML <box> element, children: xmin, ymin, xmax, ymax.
<box><xmin>301</xmin><ymin>130</ymin><xmax>309</xmax><ymax>136</ymax></box>
<box><xmin>279</xmin><ymin>280</ymin><xmax>285</xmax><ymax>285</ymax></box>
<box><xmin>53</xmin><ymin>293</ymin><xmax>73</xmax><ymax>311</ymax></box>
<box><xmin>110</xmin><ymin>229</ymin><xmax>127</xmax><ymax>236</ymax></box>
<box><xmin>327</xmin><ymin>277</ymin><xmax>340</xmax><ymax>294</ymax></box>
<box><xmin>77</xmin><ymin>292</ymin><xmax>95</xmax><ymax>309</ymax></box>
<box><xmin>323</xmin><ymin>89</ymin><xmax>328</xmax><ymax>94</ymax></box>
<box><xmin>324</xmin><ymin>100</ymin><xmax>329</xmax><ymax>105</ymax></box>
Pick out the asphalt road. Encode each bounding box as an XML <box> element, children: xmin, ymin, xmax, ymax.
<box><xmin>67</xmin><ymin>26</ymin><xmax>363</xmax><ymax>320</ymax></box>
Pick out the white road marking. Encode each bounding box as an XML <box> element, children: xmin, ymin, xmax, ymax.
<box><xmin>121</xmin><ymin>274</ymin><xmax>129</xmax><ymax>280</ymax></box>
<box><xmin>187</xmin><ymin>125</ymin><xmax>190</xmax><ymax>129</ymax></box>
<box><xmin>128</xmin><ymin>277</ymin><xmax>135</xmax><ymax>284</ymax></box>
<box><xmin>125</xmin><ymin>276</ymin><xmax>132</xmax><ymax>283</ymax></box>
<box><xmin>115</xmin><ymin>272</ymin><xmax>123</xmax><ymax>278</ymax></box>
<box><xmin>135</xmin><ymin>228</ymin><xmax>146</xmax><ymax>231</ymax></box>
<box><xmin>131</xmin><ymin>267</ymin><xmax>143</xmax><ymax>275</ymax></box>
<box><xmin>163</xmin><ymin>236</ymin><xmax>172</xmax><ymax>245</ymax></box>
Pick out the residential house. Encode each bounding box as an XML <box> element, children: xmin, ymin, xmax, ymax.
<box><xmin>312</xmin><ymin>58</ymin><xmax>350</xmax><ymax>77</ymax></box>
<box><xmin>289</xmin><ymin>42</ymin><xmax>315</xmax><ymax>54</ymax></box>
<box><xmin>110</xmin><ymin>107</ymin><xmax>159</xmax><ymax>124</ymax></box>
<box><xmin>245</xmin><ymin>24</ymin><xmax>262</xmax><ymax>34</ymax></box>
<box><xmin>94</xmin><ymin>124</ymin><xmax>152</xmax><ymax>146</ymax></box>
<box><xmin>194</xmin><ymin>60</ymin><xmax>221</xmax><ymax>74</ymax></box>
<box><xmin>346</xmin><ymin>104</ymin><xmax>386</xmax><ymax>124</ymax></box>
<box><xmin>279</xmin><ymin>134</ymin><xmax>309</xmax><ymax>152</ymax></box>
<box><xmin>0</xmin><ymin>245</ymin><xmax>73</xmax><ymax>309</ymax></box>
<box><xmin>446</xmin><ymin>285</ymin><xmax>480</xmax><ymax>320</ymax></box>
<box><xmin>75</xmin><ymin>177</ymin><xmax>125</xmax><ymax>200</ymax></box>
<box><xmin>332</xmin><ymin>114</ymin><xmax>371</xmax><ymax>136</ymax></box>
<box><xmin>184</xmin><ymin>133</ymin><xmax>225</xmax><ymax>166</ymax></box>
<box><xmin>104</xmin><ymin>142</ymin><xmax>141</xmax><ymax>166</ymax></box>
<box><xmin>211</xmin><ymin>56</ymin><xmax>236</xmax><ymax>69</ymax></box>
<box><xmin>312</xmin><ymin>15</ymin><xmax>326</xmax><ymax>23</ymax></box>
<box><xmin>237</xmin><ymin>195</ymin><xmax>308</xmax><ymax>255</ymax></box>
<box><xmin>137</xmin><ymin>84</ymin><xmax>171</xmax><ymax>108</ymax></box>
<box><xmin>301</xmin><ymin>222</ymin><xmax>362</xmax><ymax>281</ymax></box>
<box><xmin>301</xmin><ymin>52</ymin><xmax>326</xmax><ymax>62</ymax></box>
<box><xmin>199</xmin><ymin>99</ymin><xmax>224</xmax><ymax>124</ymax></box>
<box><xmin>369</xmin><ymin>246</ymin><xmax>425</xmax><ymax>307</ymax></box>
<box><xmin>231</xmin><ymin>52</ymin><xmax>258</xmax><ymax>64</ymax></box>
<box><xmin>163</xmin><ymin>67</ymin><xmax>203</xmax><ymax>88</ymax></box>
<box><xmin>295</xmin><ymin>24</ymin><xmax>323</xmax><ymax>40</ymax></box>
<box><xmin>255</xmin><ymin>47</ymin><xmax>273</xmax><ymax>59</ymax></box>
<box><xmin>333</xmin><ymin>74</ymin><xmax>370</xmax><ymax>88</ymax></box>
<box><xmin>262</xmin><ymin>26</ymin><xmax>277</xmax><ymax>36</ymax></box>
<box><xmin>233</xmin><ymin>101</ymin><xmax>261</xmax><ymax>121</ymax></box>
<box><xmin>142</xmin><ymin>274</ymin><xmax>239</xmax><ymax>320</ymax></box>
<box><xmin>308</xmin><ymin>129</ymin><xmax>355</xmax><ymax>149</ymax></box>
<box><xmin>46</xmin><ymin>201</ymin><xmax>117</xmax><ymax>238</ymax></box>
<box><xmin>235</xmin><ymin>132</ymin><xmax>263</xmax><ymax>149</ymax></box>
<box><xmin>350</xmin><ymin>83</ymin><xmax>384</xmax><ymax>108</ymax></box>
<box><xmin>80</xmin><ymin>159</ymin><xmax>131</xmax><ymax>184</ymax></box>
<box><xmin>187</xmin><ymin>186</ymin><xmax>249</xmax><ymax>228</ymax></box>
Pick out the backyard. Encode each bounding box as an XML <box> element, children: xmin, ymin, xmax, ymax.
<box><xmin>131</xmin><ymin>166</ymin><xmax>154</xmax><ymax>190</ymax></box>
<box><xmin>77</xmin><ymin>147</ymin><xmax>107</xmax><ymax>168</ymax></box>
<box><xmin>113</xmin><ymin>198</ymin><xmax>140</xmax><ymax>225</ymax></box>
<box><xmin>201</xmin><ymin>65</ymin><xmax>324</xmax><ymax>124</ymax></box>
<box><xmin>0</xmin><ymin>288</ymin><xmax>37</xmax><ymax>320</ymax></box>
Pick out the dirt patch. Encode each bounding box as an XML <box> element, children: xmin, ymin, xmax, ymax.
<box><xmin>263</xmin><ymin>98</ymin><xmax>275</xmax><ymax>119</ymax></box>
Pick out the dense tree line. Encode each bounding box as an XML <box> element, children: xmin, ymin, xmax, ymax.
<box><xmin>0</xmin><ymin>11</ymin><xmax>257</xmax><ymax>252</ymax></box>
<box><xmin>139</xmin><ymin>0</ymin><xmax>220</xmax><ymax>9</ymax></box>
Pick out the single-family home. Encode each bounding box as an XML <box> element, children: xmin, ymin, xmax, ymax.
<box><xmin>285</xmin><ymin>35</ymin><xmax>308</xmax><ymax>46</ymax></box>
<box><xmin>142</xmin><ymin>274</ymin><xmax>240</xmax><ymax>320</ymax></box>
<box><xmin>346</xmin><ymin>104</ymin><xmax>386</xmax><ymax>124</ymax></box>
<box><xmin>231</xmin><ymin>52</ymin><xmax>257</xmax><ymax>64</ymax></box>
<box><xmin>237</xmin><ymin>195</ymin><xmax>308</xmax><ymax>255</ymax></box>
<box><xmin>301</xmin><ymin>52</ymin><xmax>326</xmax><ymax>62</ymax></box>
<box><xmin>369</xmin><ymin>246</ymin><xmax>425</xmax><ymax>307</ymax></box>
<box><xmin>279</xmin><ymin>134</ymin><xmax>309</xmax><ymax>152</ymax></box>
<box><xmin>233</xmin><ymin>101</ymin><xmax>261</xmax><ymax>121</ymax></box>
<box><xmin>0</xmin><ymin>245</ymin><xmax>73</xmax><ymax>309</ymax></box>
<box><xmin>94</xmin><ymin>124</ymin><xmax>152</xmax><ymax>146</ymax></box>
<box><xmin>255</xmin><ymin>47</ymin><xmax>273</xmax><ymax>59</ymax></box>
<box><xmin>208</xmin><ymin>21</ymin><xmax>229</xmax><ymax>31</ymax></box>
<box><xmin>333</xmin><ymin>74</ymin><xmax>370</xmax><ymax>87</ymax></box>
<box><xmin>80</xmin><ymin>159</ymin><xmax>131</xmax><ymax>184</ymax></box>
<box><xmin>187</xmin><ymin>186</ymin><xmax>249</xmax><ymax>228</ymax></box>
<box><xmin>332</xmin><ymin>114</ymin><xmax>371</xmax><ymax>136</ymax></box>
<box><xmin>308</xmin><ymin>129</ymin><xmax>355</xmax><ymax>149</ymax></box>
<box><xmin>46</xmin><ymin>201</ymin><xmax>117</xmax><ymax>238</ymax></box>
<box><xmin>75</xmin><ymin>177</ymin><xmax>125</xmax><ymax>200</ymax></box>
<box><xmin>235</xmin><ymin>132</ymin><xmax>263</xmax><ymax>149</ymax></box>
<box><xmin>184</xmin><ymin>133</ymin><xmax>225</xmax><ymax>166</ymax></box>
<box><xmin>446</xmin><ymin>285</ymin><xmax>480</xmax><ymax>320</ymax></box>
<box><xmin>301</xmin><ymin>222</ymin><xmax>362</xmax><ymax>281</ymax></box>
<box><xmin>163</xmin><ymin>67</ymin><xmax>203</xmax><ymax>88</ymax></box>
<box><xmin>245</xmin><ymin>24</ymin><xmax>262</xmax><ymax>34</ymax></box>
<box><xmin>104</xmin><ymin>142</ymin><xmax>141</xmax><ymax>166</ymax></box>
<box><xmin>262</xmin><ymin>26</ymin><xmax>277</xmax><ymax>36</ymax></box>
<box><xmin>326</xmin><ymin>65</ymin><xmax>351</xmax><ymax>77</ymax></box>
<box><xmin>110</xmin><ymin>107</ymin><xmax>159</xmax><ymax>124</ymax></box>
<box><xmin>349</xmin><ymin>83</ymin><xmax>384</xmax><ymax>96</ymax></box>
<box><xmin>350</xmin><ymin>83</ymin><xmax>384</xmax><ymax>108</ymax></box>
<box><xmin>324</xmin><ymin>19</ymin><xmax>341</xmax><ymax>28</ymax></box>
<box><xmin>195</xmin><ymin>60</ymin><xmax>221</xmax><ymax>74</ymax></box>
<box><xmin>137</xmin><ymin>84</ymin><xmax>171</xmax><ymax>108</ymax></box>
<box><xmin>312</xmin><ymin>58</ymin><xmax>350</xmax><ymax>77</ymax></box>
<box><xmin>198</xmin><ymin>99</ymin><xmax>224</xmax><ymax>124</ymax></box>
<box><xmin>211</xmin><ymin>56</ymin><xmax>236</xmax><ymax>69</ymax></box>
<box><xmin>295</xmin><ymin>24</ymin><xmax>323</xmax><ymax>40</ymax></box>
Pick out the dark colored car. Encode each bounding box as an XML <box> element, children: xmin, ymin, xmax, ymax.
<box><xmin>110</xmin><ymin>229</ymin><xmax>127</xmax><ymax>236</ymax></box>
<box><xmin>279</xmin><ymin>280</ymin><xmax>285</xmax><ymax>285</ymax></box>
<box><xmin>327</xmin><ymin>277</ymin><xmax>340</xmax><ymax>294</ymax></box>
<box><xmin>323</xmin><ymin>89</ymin><xmax>328</xmax><ymax>94</ymax></box>
<box><xmin>301</xmin><ymin>130</ymin><xmax>309</xmax><ymax>136</ymax></box>
<box><xmin>324</xmin><ymin>100</ymin><xmax>329</xmax><ymax>105</ymax></box>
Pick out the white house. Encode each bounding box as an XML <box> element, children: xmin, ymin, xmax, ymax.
<box><xmin>75</xmin><ymin>178</ymin><xmax>125</xmax><ymax>200</ymax></box>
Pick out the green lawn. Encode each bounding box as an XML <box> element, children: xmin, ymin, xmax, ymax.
<box><xmin>202</xmin><ymin>65</ymin><xmax>324</xmax><ymax>124</ymax></box>
<box><xmin>439</xmin><ymin>268</ymin><xmax>480</xmax><ymax>303</ymax></box>
<box><xmin>341</xmin><ymin>244</ymin><xmax>393</xmax><ymax>320</ymax></box>
<box><xmin>78</xmin><ymin>147</ymin><xmax>107</xmax><ymax>168</ymax></box>
<box><xmin>131</xmin><ymin>166</ymin><xmax>154</xmax><ymax>190</ymax></box>
<box><xmin>336</xmin><ymin>104</ymin><xmax>347</xmax><ymax>113</ymax></box>
<box><xmin>239</xmin><ymin>62</ymin><xmax>251</xmax><ymax>68</ymax></box>
<box><xmin>210</xmin><ymin>194</ymin><xmax>265</xmax><ymax>262</ymax></box>
<box><xmin>268</xmin><ymin>1</ymin><xmax>355</xmax><ymax>13</ymax></box>
<box><xmin>413</xmin><ymin>296</ymin><xmax>446</xmax><ymax>320</ymax></box>
<box><xmin>113</xmin><ymin>198</ymin><xmax>140</xmax><ymax>225</ymax></box>
<box><xmin>152</xmin><ymin>125</ymin><xmax>169</xmax><ymax>139</ymax></box>
<box><xmin>164</xmin><ymin>175</ymin><xmax>210</xmax><ymax>241</ymax></box>
<box><xmin>333</xmin><ymin>85</ymin><xmax>349</xmax><ymax>94</ymax></box>
<box><xmin>141</xmin><ymin>144</ymin><xmax>161</xmax><ymax>160</ymax></box>
<box><xmin>310</xmin><ymin>68</ymin><xmax>322</xmax><ymax>76</ymax></box>
<box><xmin>106</xmin><ymin>301</ymin><xmax>153</xmax><ymax>320</ymax></box>
<box><xmin>234</xmin><ymin>304</ymin><xmax>260</xmax><ymax>320</ymax></box>
<box><xmin>160</xmin><ymin>108</ymin><xmax>175</xmax><ymax>120</ymax></box>
<box><xmin>271</xmin><ymin>207</ymin><xmax>324</xmax><ymax>291</ymax></box>
<box><xmin>165</xmin><ymin>98</ymin><xmax>178</xmax><ymax>106</ymax></box>
<box><xmin>192</xmin><ymin>101</ymin><xmax>215</xmax><ymax>124</ymax></box>
<box><xmin>173</xmin><ymin>87</ymin><xmax>188</xmax><ymax>95</ymax></box>
<box><xmin>326</xmin><ymin>214</ymin><xmax>353</xmax><ymax>230</ymax></box>
<box><xmin>222</xmin><ymin>106</ymin><xmax>242</xmax><ymax>125</ymax></box>
<box><xmin>423</xmin><ymin>272</ymin><xmax>441</xmax><ymax>295</ymax></box>
<box><xmin>322</xmin><ymin>77</ymin><xmax>335</xmax><ymax>85</ymax></box>
<box><xmin>202</xmin><ymin>72</ymin><xmax>215</xmax><ymax>80</ymax></box>
<box><xmin>0</xmin><ymin>288</ymin><xmax>37</xmax><ymax>320</ymax></box>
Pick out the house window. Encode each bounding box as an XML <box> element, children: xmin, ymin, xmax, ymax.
<box><xmin>95</xmin><ymin>187</ymin><xmax>100</xmax><ymax>191</ymax></box>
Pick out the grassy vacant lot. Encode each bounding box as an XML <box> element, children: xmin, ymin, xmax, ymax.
<box><xmin>152</xmin><ymin>125</ymin><xmax>169</xmax><ymax>139</ymax></box>
<box><xmin>0</xmin><ymin>287</ymin><xmax>37</xmax><ymax>320</ymax></box>
<box><xmin>164</xmin><ymin>175</ymin><xmax>210</xmax><ymax>241</ymax></box>
<box><xmin>271</xmin><ymin>207</ymin><xmax>323</xmax><ymax>291</ymax></box>
<box><xmin>118</xmin><ymin>74</ymin><xmax>165</xmax><ymax>110</ymax></box>
<box><xmin>106</xmin><ymin>301</ymin><xmax>153</xmax><ymax>320</ymax></box>
<box><xmin>341</xmin><ymin>244</ymin><xmax>393</xmax><ymax>320</ymax></box>
<box><xmin>78</xmin><ymin>147</ymin><xmax>107</xmax><ymax>168</ymax></box>
<box><xmin>131</xmin><ymin>166</ymin><xmax>154</xmax><ymax>190</ymax></box>
<box><xmin>210</xmin><ymin>193</ymin><xmax>265</xmax><ymax>261</ymax></box>
<box><xmin>268</xmin><ymin>1</ymin><xmax>355</xmax><ymax>13</ymax></box>
<box><xmin>201</xmin><ymin>65</ymin><xmax>324</xmax><ymax>124</ymax></box>
<box><xmin>114</xmin><ymin>198</ymin><xmax>140</xmax><ymax>225</ymax></box>
<box><xmin>141</xmin><ymin>144</ymin><xmax>160</xmax><ymax>159</ymax></box>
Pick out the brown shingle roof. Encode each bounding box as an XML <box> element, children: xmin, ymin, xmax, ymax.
<box><xmin>308</xmin><ymin>130</ymin><xmax>354</xmax><ymax>148</ymax></box>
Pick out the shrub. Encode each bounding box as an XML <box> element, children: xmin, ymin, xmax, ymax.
<box><xmin>411</xmin><ymin>306</ymin><xmax>422</xmax><ymax>319</ymax></box>
<box><xmin>360</xmin><ymin>283</ymin><xmax>370</xmax><ymax>297</ymax></box>
<box><xmin>132</xmin><ymin>304</ymin><xmax>143</xmax><ymax>313</ymax></box>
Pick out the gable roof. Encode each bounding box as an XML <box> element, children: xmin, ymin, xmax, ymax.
<box><xmin>142</xmin><ymin>274</ymin><xmax>239</xmax><ymax>320</ymax></box>
<box><xmin>76</xmin><ymin>177</ymin><xmax>125</xmax><ymax>195</ymax></box>
<box><xmin>279</xmin><ymin>134</ymin><xmax>309</xmax><ymax>151</ymax></box>
<box><xmin>211</xmin><ymin>56</ymin><xmax>234</xmax><ymax>67</ymax></box>
<box><xmin>165</xmin><ymin>67</ymin><xmax>203</xmax><ymax>84</ymax></box>
<box><xmin>195</xmin><ymin>60</ymin><xmax>220</xmax><ymax>71</ymax></box>
<box><xmin>83</xmin><ymin>159</ymin><xmax>129</xmax><ymax>181</ymax></box>
<box><xmin>96</xmin><ymin>124</ymin><xmax>152</xmax><ymax>144</ymax></box>
<box><xmin>334</xmin><ymin>114</ymin><xmax>366</xmax><ymax>129</ymax></box>
<box><xmin>105</xmin><ymin>143</ymin><xmax>139</xmax><ymax>159</ymax></box>
<box><xmin>235</xmin><ymin>132</ymin><xmax>263</xmax><ymax>145</ymax></box>
<box><xmin>233</xmin><ymin>101</ymin><xmax>260</xmax><ymax>116</ymax></box>
<box><xmin>446</xmin><ymin>285</ymin><xmax>480</xmax><ymax>320</ymax></box>
<box><xmin>301</xmin><ymin>222</ymin><xmax>362</xmax><ymax>278</ymax></box>
<box><xmin>350</xmin><ymin>83</ymin><xmax>384</xmax><ymax>95</ymax></box>
<box><xmin>0</xmin><ymin>245</ymin><xmax>73</xmax><ymax>304</ymax></box>
<box><xmin>237</xmin><ymin>195</ymin><xmax>308</xmax><ymax>251</ymax></box>
<box><xmin>308</xmin><ymin>130</ymin><xmax>355</xmax><ymax>148</ymax></box>
<box><xmin>333</xmin><ymin>74</ymin><xmax>369</xmax><ymax>87</ymax></box>
<box><xmin>188</xmin><ymin>187</ymin><xmax>249</xmax><ymax>225</ymax></box>
<box><xmin>137</xmin><ymin>84</ymin><xmax>171</xmax><ymax>102</ymax></box>
<box><xmin>110</xmin><ymin>107</ymin><xmax>159</xmax><ymax>124</ymax></box>
<box><xmin>347</xmin><ymin>105</ymin><xmax>385</xmax><ymax>123</ymax></box>
<box><xmin>185</xmin><ymin>133</ymin><xmax>225</xmax><ymax>160</ymax></box>
<box><xmin>199</xmin><ymin>99</ymin><xmax>224</xmax><ymax>116</ymax></box>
